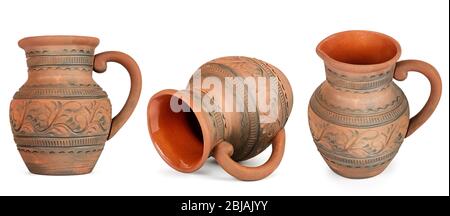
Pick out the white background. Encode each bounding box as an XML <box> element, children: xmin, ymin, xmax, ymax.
<box><xmin>0</xmin><ymin>0</ymin><xmax>448</xmax><ymax>196</ymax></box>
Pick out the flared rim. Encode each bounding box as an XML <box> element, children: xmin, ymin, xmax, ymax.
<box><xmin>316</xmin><ymin>30</ymin><xmax>402</xmax><ymax>73</ymax></box>
<box><xmin>147</xmin><ymin>89</ymin><xmax>213</xmax><ymax>173</ymax></box>
<box><xmin>18</xmin><ymin>35</ymin><xmax>100</xmax><ymax>50</ymax></box>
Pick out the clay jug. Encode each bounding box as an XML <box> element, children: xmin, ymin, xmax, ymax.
<box><xmin>308</xmin><ymin>30</ymin><xmax>442</xmax><ymax>178</ymax></box>
<box><xmin>10</xmin><ymin>36</ymin><xmax>142</xmax><ymax>175</ymax></box>
<box><xmin>147</xmin><ymin>56</ymin><xmax>293</xmax><ymax>181</ymax></box>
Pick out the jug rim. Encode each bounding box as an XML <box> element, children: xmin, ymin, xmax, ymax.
<box><xmin>18</xmin><ymin>35</ymin><xmax>100</xmax><ymax>50</ymax></box>
<box><xmin>147</xmin><ymin>89</ymin><xmax>214</xmax><ymax>173</ymax></box>
<box><xmin>316</xmin><ymin>30</ymin><xmax>402</xmax><ymax>73</ymax></box>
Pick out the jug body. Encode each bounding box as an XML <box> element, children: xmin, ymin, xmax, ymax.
<box><xmin>189</xmin><ymin>56</ymin><xmax>293</xmax><ymax>161</ymax></box>
<box><xmin>308</xmin><ymin>67</ymin><xmax>410</xmax><ymax>178</ymax></box>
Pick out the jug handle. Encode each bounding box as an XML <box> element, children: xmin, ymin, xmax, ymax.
<box><xmin>394</xmin><ymin>60</ymin><xmax>442</xmax><ymax>137</ymax></box>
<box><xmin>94</xmin><ymin>51</ymin><xmax>142</xmax><ymax>140</ymax></box>
<box><xmin>213</xmin><ymin>129</ymin><xmax>285</xmax><ymax>181</ymax></box>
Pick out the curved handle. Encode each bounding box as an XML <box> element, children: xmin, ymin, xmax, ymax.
<box><xmin>212</xmin><ymin>129</ymin><xmax>285</xmax><ymax>181</ymax></box>
<box><xmin>94</xmin><ymin>51</ymin><xmax>142</xmax><ymax>140</ymax></box>
<box><xmin>394</xmin><ymin>60</ymin><xmax>442</xmax><ymax>137</ymax></box>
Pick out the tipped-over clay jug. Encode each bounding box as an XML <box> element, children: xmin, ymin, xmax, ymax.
<box><xmin>10</xmin><ymin>36</ymin><xmax>142</xmax><ymax>175</ymax></box>
<box><xmin>147</xmin><ymin>56</ymin><xmax>293</xmax><ymax>181</ymax></box>
<box><xmin>308</xmin><ymin>30</ymin><xmax>442</xmax><ymax>178</ymax></box>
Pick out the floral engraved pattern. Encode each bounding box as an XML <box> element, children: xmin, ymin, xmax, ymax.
<box><xmin>10</xmin><ymin>99</ymin><xmax>111</xmax><ymax>137</ymax></box>
<box><xmin>309</xmin><ymin>113</ymin><xmax>407</xmax><ymax>159</ymax></box>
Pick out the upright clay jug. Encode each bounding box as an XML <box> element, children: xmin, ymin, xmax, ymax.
<box><xmin>308</xmin><ymin>30</ymin><xmax>442</xmax><ymax>178</ymax></box>
<box><xmin>10</xmin><ymin>36</ymin><xmax>142</xmax><ymax>175</ymax></box>
<box><xmin>147</xmin><ymin>56</ymin><xmax>293</xmax><ymax>181</ymax></box>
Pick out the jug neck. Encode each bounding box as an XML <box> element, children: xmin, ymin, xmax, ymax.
<box><xmin>22</xmin><ymin>47</ymin><xmax>97</xmax><ymax>89</ymax></box>
<box><xmin>324</xmin><ymin>64</ymin><xmax>395</xmax><ymax>91</ymax></box>
<box><xmin>25</xmin><ymin>48</ymin><xmax>95</xmax><ymax>72</ymax></box>
<box><xmin>19</xmin><ymin>36</ymin><xmax>99</xmax><ymax>72</ymax></box>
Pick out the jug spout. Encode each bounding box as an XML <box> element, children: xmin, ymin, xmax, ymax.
<box><xmin>317</xmin><ymin>30</ymin><xmax>401</xmax><ymax>74</ymax></box>
<box><xmin>316</xmin><ymin>30</ymin><xmax>403</xmax><ymax>92</ymax></box>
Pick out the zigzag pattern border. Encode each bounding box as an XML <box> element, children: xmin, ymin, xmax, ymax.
<box><xmin>13</xmin><ymin>87</ymin><xmax>107</xmax><ymax>99</ymax></box>
<box><xmin>29</xmin><ymin>66</ymin><xmax>92</xmax><ymax>71</ymax></box>
<box><xmin>14</xmin><ymin>135</ymin><xmax>108</xmax><ymax>147</ymax></box>
<box><xmin>317</xmin><ymin>144</ymin><xmax>399</xmax><ymax>168</ymax></box>
<box><xmin>18</xmin><ymin>147</ymin><xmax>104</xmax><ymax>154</ymax></box>
<box><xmin>26</xmin><ymin>49</ymin><xmax>94</xmax><ymax>57</ymax></box>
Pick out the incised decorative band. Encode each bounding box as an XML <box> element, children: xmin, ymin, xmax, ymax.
<box><xmin>27</xmin><ymin>55</ymin><xmax>94</xmax><ymax>68</ymax></box>
<box><xmin>317</xmin><ymin>145</ymin><xmax>399</xmax><ymax>168</ymax></box>
<box><xmin>201</xmin><ymin>63</ymin><xmax>260</xmax><ymax>160</ymax></box>
<box><xmin>13</xmin><ymin>87</ymin><xmax>107</xmax><ymax>99</ymax></box>
<box><xmin>17</xmin><ymin>147</ymin><xmax>104</xmax><ymax>154</ymax></box>
<box><xmin>326</xmin><ymin>68</ymin><xmax>393</xmax><ymax>90</ymax></box>
<box><xmin>14</xmin><ymin>135</ymin><xmax>108</xmax><ymax>147</ymax></box>
<box><xmin>195</xmin><ymin>91</ymin><xmax>225</xmax><ymax>142</ymax></box>
<box><xmin>250</xmin><ymin>58</ymin><xmax>290</xmax><ymax>123</ymax></box>
<box><xmin>26</xmin><ymin>49</ymin><xmax>94</xmax><ymax>57</ymax></box>
<box><xmin>310</xmin><ymin>90</ymin><xmax>408</xmax><ymax>128</ymax></box>
<box><xmin>25</xmin><ymin>49</ymin><xmax>95</xmax><ymax>71</ymax></box>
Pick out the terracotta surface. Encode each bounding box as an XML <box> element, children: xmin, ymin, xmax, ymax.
<box><xmin>147</xmin><ymin>56</ymin><xmax>293</xmax><ymax>180</ymax></box>
<box><xmin>10</xmin><ymin>36</ymin><xmax>142</xmax><ymax>175</ymax></box>
<box><xmin>308</xmin><ymin>30</ymin><xmax>442</xmax><ymax>178</ymax></box>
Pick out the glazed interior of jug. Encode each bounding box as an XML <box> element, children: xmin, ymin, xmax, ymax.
<box><xmin>317</xmin><ymin>30</ymin><xmax>400</xmax><ymax>65</ymax></box>
<box><xmin>148</xmin><ymin>91</ymin><xmax>211</xmax><ymax>172</ymax></box>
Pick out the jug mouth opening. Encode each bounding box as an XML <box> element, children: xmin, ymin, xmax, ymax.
<box><xmin>18</xmin><ymin>35</ymin><xmax>100</xmax><ymax>50</ymax></box>
<box><xmin>147</xmin><ymin>89</ymin><xmax>212</xmax><ymax>173</ymax></box>
<box><xmin>317</xmin><ymin>30</ymin><xmax>401</xmax><ymax>71</ymax></box>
